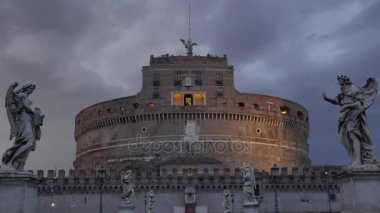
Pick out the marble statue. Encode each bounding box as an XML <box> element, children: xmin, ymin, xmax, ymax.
<box><xmin>121</xmin><ymin>170</ymin><xmax>135</xmax><ymax>205</ymax></box>
<box><xmin>241</xmin><ymin>162</ymin><xmax>258</xmax><ymax>205</ymax></box>
<box><xmin>2</xmin><ymin>82</ymin><xmax>44</xmax><ymax>171</ymax></box>
<box><xmin>323</xmin><ymin>75</ymin><xmax>378</xmax><ymax>170</ymax></box>
<box><xmin>180</xmin><ymin>39</ymin><xmax>197</xmax><ymax>56</ymax></box>
<box><xmin>146</xmin><ymin>190</ymin><xmax>155</xmax><ymax>213</ymax></box>
<box><xmin>222</xmin><ymin>189</ymin><xmax>233</xmax><ymax>213</ymax></box>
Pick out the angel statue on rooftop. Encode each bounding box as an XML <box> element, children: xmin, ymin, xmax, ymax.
<box><xmin>1</xmin><ymin>82</ymin><xmax>44</xmax><ymax>172</ymax></box>
<box><xmin>322</xmin><ymin>75</ymin><xmax>378</xmax><ymax>170</ymax></box>
<box><xmin>180</xmin><ymin>38</ymin><xmax>197</xmax><ymax>56</ymax></box>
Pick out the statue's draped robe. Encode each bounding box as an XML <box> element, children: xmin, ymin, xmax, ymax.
<box><xmin>2</xmin><ymin>94</ymin><xmax>36</xmax><ymax>168</ymax></box>
<box><xmin>338</xmin><ymin>84</ymin><xmax>377</xmax><ymax>164</ymax></box>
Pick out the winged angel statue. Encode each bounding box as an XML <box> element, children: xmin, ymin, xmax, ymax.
<box><xmin>2</xmin><ymin>82</ymin><xmax>44</xmax><ymax>171</ymax></box>
<box><xmin>323</xmin><ymin>75</ymin><xmax>378</xmax><ymax>169</ymax></box>
<box><xmin>121</xmin><ymin>170</ymin><xmax>135</xmax><ymax>206</ymax></box>
<box><xmin>241</xmin><ymin>162</ymin><xmax>258</xmax><ymax>205</ymax></box>
<box><xmin>180</xmin><ymin>39</ymin><xmax>197</xmax><ymax>56</ymax></box>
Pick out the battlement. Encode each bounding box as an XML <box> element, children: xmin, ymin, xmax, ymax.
<box><xmin>149</xmin><ymin>54</ymin><xmax>228</xmax><ymax>66</ymax></box>
<box><xmin>34</xmin><ymin>166</ymin><xmax>342</xmax><ymax>195</ymax></box>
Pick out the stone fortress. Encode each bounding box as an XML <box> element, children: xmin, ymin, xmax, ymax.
<box><xmin>33</xmin><ymin>49</ymin><xmax>348</xmax><ymax>213</ymax></box>
<box><xmin>74</xmin><ymin>53</ymin><xmax>310</xmax><ymax>173</ymax></box>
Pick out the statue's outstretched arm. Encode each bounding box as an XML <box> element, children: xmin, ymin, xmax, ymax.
<box><xmin>322</xmin><ymin>92</ymin><xmax>338</xmax><ymax>105</ymax></box>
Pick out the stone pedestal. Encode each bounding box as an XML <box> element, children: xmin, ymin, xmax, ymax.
<box><xmin>0</xmin><ymin>170</ymin><xmax>38</xmax><ymax>213</ymax></box>
<box><xmin>119</xmin><ymin>203</ymin><xmax>135</xmax><ymax>213</ymax></box>
<box><xmin>243</xmin><ymin>203</ymin><xmax>260</xmax><ymax>213</ymax></box>
<box><xmin>336</xmin><ymin>169</ymin><xmax>380</xmax><ymax>213</ymax></box>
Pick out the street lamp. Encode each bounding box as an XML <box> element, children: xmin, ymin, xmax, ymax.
<box><xmin>97</xmin><ymin>167</ymin><xmax>107</xmax><ymax>213</ymax></box>
<box><xmin>231</xmin><ymin>193</ymin><xmax>235</xmax><ymax>213</ymax></box>
<box><xmin>144</xmin><ymin>194</ymin><xmax>147</xmax><ymax>213</ymax></box>
<box><xmin>321</xmin><ymin>170</ymin><xmax>332</xmax><ymax>213</ymax></box>
<box><xmin>271</xmin><ymin>164</ymin><xmax>280</xmax><ymax>213</ymax></box>
<box><xmin>50</xmin><ymin>173</ymin><xmax>57</xmax><ymax>213</ymax></box>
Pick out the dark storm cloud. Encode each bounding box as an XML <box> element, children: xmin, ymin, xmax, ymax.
<box><xmin>0</xmin><ymin>0</ymin><xmax>379</xmax><ymax>170</ymax></box>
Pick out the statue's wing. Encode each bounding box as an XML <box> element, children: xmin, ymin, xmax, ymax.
<box><xmin>180</xmin><ymin>39</ymin><xmax>186</xmax><ymax>45</ymax></box>
<box><xmin>357</xmin><ymin>77</ymin><xmax>377</xmax><ymax>111</ymax></box>
<box><xmin>192</xmin><ymin>42</ymin><xmax>198</xmax><ymax>46</ymax></box>
<box><xmin>5</xmin><ymin>82</ymin><xmax>19</xmax><ymax>140</ymax></box>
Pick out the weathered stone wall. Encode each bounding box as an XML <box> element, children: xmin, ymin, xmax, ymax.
<box><xmin>35</xmin><ymin>166</ymin><xmax>342</xmax><ymax>213</ymax></box>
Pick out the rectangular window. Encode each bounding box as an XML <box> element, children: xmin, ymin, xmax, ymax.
<box><xmin>174</xmin><ymin>73</ymin><xmax>182</xmax><ymax>86</ymax></box>
<box><xmin>216</xmin><ymin>87</ymin><xmax>223</xmax><ymax>96</ymax></box>
<box><xmin>153</xmin><ymin>73</ymin><xmax>160</xmax><ymax>86</ymax></box>
<box><xmin>267</xmin><ymin>102</ymin><xmax>275</xmax><ymax>112</ymax></box>
<box><xmin>152</xmin><ymin>87</ymin><xmax>160</xmax><ymax>98</ymax></box>
<box><xmin>195</xmin><ymin>74</ymin><xmax>202</xmax><ymax>85</ymax></box>
<box><xmin>171</xmin><ymin>92</ymin><xmax>205</xmax><ymax>106</ymax></box>
<box><xmin>172</xmin><ymin>93</ymin><xmax>183</xmax><ymax>106</ymax></box>
<box><xmin>216</xmin><ymin>73</ymin><xmax>223</xmax><ymax>85</ymax></box>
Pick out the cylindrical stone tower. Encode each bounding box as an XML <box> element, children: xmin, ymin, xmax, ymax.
<box><xmin>74</xmin><ymin>54</ymin><xmax>310</xmax><ymax>172</ymax></box>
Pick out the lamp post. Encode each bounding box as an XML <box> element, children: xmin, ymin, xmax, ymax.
<box><xmin>231</xmin><ymin>193</ymin><xmax>235</xmax><ymax>213</ymax></box>
<box><xmin>321</xmin><ymin>170</ymin><xmax>332</xmax><ymax>213</ymax></box>
<box><xmin>144</xmin><ymin>194</ymin><xmax>147</xmax><ymax>213</ymax></box>
<box><xmin>50</xmin><ymin>173</ymin><xmax>57</xmax><ymax>213</ymax></box>
<box><xmin>97</xmin><ymin>167</ymin><xmax>107</xmax><ymax>213</ymax></box>
<box><xmin>271</xmin><ymin>164</ymin><xmax>279</xmax><ymax>213</ymax></box>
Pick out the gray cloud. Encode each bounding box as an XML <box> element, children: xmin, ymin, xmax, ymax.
<box><xmin>0</xmin><ymin>0</ymin><xmax>379</xmax><ymax>170</ymax></box>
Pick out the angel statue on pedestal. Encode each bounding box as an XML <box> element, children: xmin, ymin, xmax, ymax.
<box><xmin>2</xmin><ymin>82</ymin><xmax>44</xmax><ymax>172</ymax></box>
<box><xmin>323</xmin><ymin>75</ymin><xmax>378</xmax><ymax>170</ymax></box>
<box><xmin>121</xmin><ymin>170</ymin><xmax>135</xmax><ymax>206</ymax></box>
<box><xmin>241</xmin><ymin>162</ymin><xmax>258</xmax><ymax>205</ymax></box>
<box><xmin>222</xmin><ymin>189</ymin><xmax>233</xmax><ymax>213</ymax></box>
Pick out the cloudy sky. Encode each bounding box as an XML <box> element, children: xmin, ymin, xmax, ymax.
<box><xmin>0</xmin><ymin>0</ymin><xmax>379</xmax><ymax>171</ymax></box>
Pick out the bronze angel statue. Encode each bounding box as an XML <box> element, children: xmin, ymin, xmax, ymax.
<box><xmin>180</xmin><ymin>38</ymin><xmax>197</xmax><ymax>56</ymax></box>
<box><xmin>2</xmin><ymin>82</ymin><xmax>44</xmax><ymax>171</ymax></box>
<box><xmin>241</xmin><ymin>162</ymin><xmax>258</xmax><ymax>205</ymax></box>
<box><xmin>323</xmin><ymin>75</ymin><xmax>378</xmax><ymax>169</ymax></box>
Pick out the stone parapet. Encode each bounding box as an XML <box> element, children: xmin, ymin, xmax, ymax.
<box><xmin>35</xmin><ymin>166</ymin><xmax>341</xmax><ymax>195</ymax></box>
<box><xmin>149</xmin><ymin>54</ymin><xmax>228</xmax><ymax>66</ymax></box>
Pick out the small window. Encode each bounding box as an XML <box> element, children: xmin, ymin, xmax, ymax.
<box><xmin>153</xmin><ymin>73</ymin><xmax>160</xmax><ymax>86</ymax></box>
<box><xmin>238</xmin><ymin>102</ymin><xmax>245</xmax><ymax>107</ymax></box>
<box><xmin>76</xmin><ymin>119</ymin><xmax>81</xmax><ymax>125</ymax></box>
<box><xmin>297</xmin><ymin>111</ymin><xmax>304</xmax><ymax>120</ymax></box>
<box><xmin>216</xmin><ymin>73</ymin><xmax>223</xmax><ymax>85</ymax></box>
<box><xmin>280</xmin><ymin>106</ymin><xmax>290</xmax><ymax>115</ymax></box>
<box><xmin>195</xmin><ymin>74</ymin><xmax>202</xmax><ymax>85</ymax></box>
<box><xmin>253</xmin><ymin>103</ymin><xmax>260</xmax><ymax>109</ymax></box>
<box><xmin>216</xmin><ymin>87</ymin><xmax>223</xmax><ymax>96</ymax></box>
<box><xmin>152</xmin><ymin>87</ymin><xmax>160</xmax><ymax>99</ymax></box>
<box><xmin>174</xmin><ymin>73</ymin><xmax>182</xmax><ymax>86</ymax></box>
<box><xmin>107</xmin><ymin>108</ymin><xmax>111</xmax><ymax>113</ymax></box>
<box><xmin>267</xmin><ymin>102</ymin><xmax>275</xmax><ymax>112</ymax></box>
